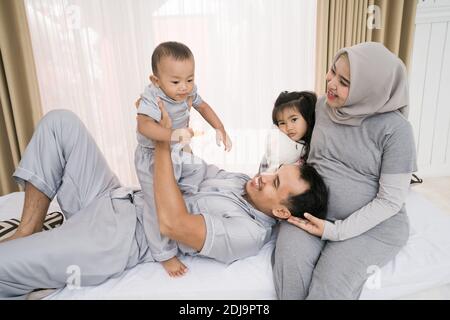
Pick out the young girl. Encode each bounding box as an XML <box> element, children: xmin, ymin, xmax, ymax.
<box><xmin>259</xmin><ymin>91</ymin><xmax>316</xmax><ymax>173</ymax></box>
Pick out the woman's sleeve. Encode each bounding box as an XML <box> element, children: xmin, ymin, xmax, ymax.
<box><xmin>322</xmin><ymin>119</ymin><xmax>417</xmax><ymax>242</ymax></box>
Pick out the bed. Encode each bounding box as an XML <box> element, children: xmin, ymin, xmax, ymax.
<box><xmin>1</xmin><ymin>189</ymin><xmax>449</xmax><ymax>300</ymax></box>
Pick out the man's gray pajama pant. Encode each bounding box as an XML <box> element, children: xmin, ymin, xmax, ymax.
<box><xmin>0</xmin><ymin>110</ymin><xmax>142</xmax><ymax>299</ymax></box>
<box><xmin>272</xmin><ymin>211</ymin><xmax>409</xmax><ymax>300</ymax></box>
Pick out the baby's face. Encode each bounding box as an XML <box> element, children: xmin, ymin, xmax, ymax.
<box><xmin>153</xmin><ymin>56</ymin><xmax>195</xmax><ymax>102</ymax></box>
<box><xmin>276</xmin><ymin>108</ymin><xmax>307</xmax><ymax>142</ymax></box>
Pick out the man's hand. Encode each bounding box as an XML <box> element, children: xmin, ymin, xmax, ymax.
<box><xmin>216</xmin><ymin>128</ymin><xmax>232</xmax><ymax>152</ymax></box>
<box><xmin>135</xmin><ymin>97</ymin><xmax>142</xmax><ymax>109</ymax></box>
<box><xmin>157</xmin><ymin>97</ymin><xmax>172</xmax><ymax>129</ymax></box>
<box><xmin>157</xmin><ymin>97</ymin><xmax>193</xmax><ymax>145</ymax></box>
<box><xmin>287</xmin><ymin>213</ymin><xmax>325</xmax><ymax>238</ymax></box>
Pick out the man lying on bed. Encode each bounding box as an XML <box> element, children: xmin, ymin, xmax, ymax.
<box><xmin>0</xmin><ymin>104</ymin><xmax>327</xmax><ymax>299</ymax></box>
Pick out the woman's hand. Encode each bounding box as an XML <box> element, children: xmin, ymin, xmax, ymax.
<box><xmin>287</xmin><ymin>213</ymin><xmax>325</xmax><ymax>238</ymax></box>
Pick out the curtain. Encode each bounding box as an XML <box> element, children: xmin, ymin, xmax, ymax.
<box><xmin>24</xmin><ymin>0</ymin><xmax>317</xmax><ymax>182</ymax></box>
<box><xmin>315</xmin><ymin>0</ymin><xmax>418</xmax><ymax>94</ymax></box>
<box><xmin>0</xmin><ymin>0</ymin><xmax>43</xmax><ymax>196</ymax></box>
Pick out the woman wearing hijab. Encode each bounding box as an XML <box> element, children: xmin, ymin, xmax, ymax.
<box><xmin>273</xmin><ymin>42</ymin><xmax>417</xmax><ymax>299</ymax></box>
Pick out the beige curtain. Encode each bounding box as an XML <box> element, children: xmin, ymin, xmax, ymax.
<box><xmin>0</xmin><ymin>0</ymin><xmax>42</xmax><ymax>196</ymax></box>
<box><xmin>315</xmin><ymin>0</ymin><xmax>418</xmax><ymax>94</ymax></box>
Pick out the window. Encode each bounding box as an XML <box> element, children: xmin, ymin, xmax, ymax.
<box><xmin>25</xmin><ymin>0</ymin><xmax>317</xmax><ymax>184</ymax></box>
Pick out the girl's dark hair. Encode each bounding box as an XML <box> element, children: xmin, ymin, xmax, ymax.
<box><xmin>272</xmin><ymin>91</ymin><xmax>317</xmax><ymax>160</ymax></box>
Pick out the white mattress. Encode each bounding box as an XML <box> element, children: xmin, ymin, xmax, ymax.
<box><xmin>1</xmin><ymin>189</ymin><xmax>449</xmax><ymax>300</ymax></box>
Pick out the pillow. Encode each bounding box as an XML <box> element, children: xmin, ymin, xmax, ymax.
<box><xmin>260</xmin><ymin>125</ymin><xmax>305</xmax><ymax>173</ymax></box>
<box><xmin>0</xmin><ymin>211</ymin><xmax>64</xmax><ymax>242</ymax></box>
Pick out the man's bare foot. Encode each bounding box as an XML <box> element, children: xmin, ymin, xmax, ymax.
<box><xmin>0</xmin><ymin>230</ymin><xmax>30</xmax><ymax>244</ymax></box>
<box><xmin>26</xmin><ymin>288</ymin><xmax>57</xmax><ymax>300</ymax></box>
<box><xmin>161</xmin><ymin>256</ymin><xmax>188</xmax><ymax>277</ymax></box>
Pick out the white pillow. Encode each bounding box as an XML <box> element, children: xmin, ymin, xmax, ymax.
<box><xmin>261</xmin><ymin>125</ymin><xmax>304</xmax><ymax>173</ymax></box>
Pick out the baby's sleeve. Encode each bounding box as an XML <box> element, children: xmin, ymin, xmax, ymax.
<box><xmin>137</xmin><ymin>85</ymin><xmax>162</xmax><ymax>122</ymax></box>
<box><xmin>190</xmin><ymin>85</ymin><xmax>203</xmax><ymax>109</ymax></box>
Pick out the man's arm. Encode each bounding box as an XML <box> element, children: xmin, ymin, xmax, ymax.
<box><xmin>153</xmin><ymin>140</ymin><xmax>207</xmax><ymax>252</ymax></box>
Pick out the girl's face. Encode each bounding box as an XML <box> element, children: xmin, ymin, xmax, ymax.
<box><xmin>276</xmin><ymin>107</ymin><xmax>307</xmax><ymax>142</ymax></box>
<box><xmin>325</xmin><ymin>55</ymin><xmax>351</xmax><ymax>108</ymax></box>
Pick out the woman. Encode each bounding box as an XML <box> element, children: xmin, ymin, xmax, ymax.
<box><xmin>273</xmin><ymin>42</ymin><xmax>417</xmax><ymax>299</ymax></box>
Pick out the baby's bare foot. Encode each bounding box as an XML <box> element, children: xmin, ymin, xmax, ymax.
<box><xmin>161</xmin><ymin>256</ymin><xmax>188</xmax><ymax>277</ymax></box>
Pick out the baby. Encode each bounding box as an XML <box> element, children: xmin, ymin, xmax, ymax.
<box><xmin>135</xmin><ymin>41</ymin><xmax>231</xmax><ymax>277</ymax></box>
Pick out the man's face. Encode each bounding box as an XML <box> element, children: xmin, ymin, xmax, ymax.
<box><xmin>245</xmin><ymin>165</ymin><xmax>310</xmax><ymax>217</ymax></box>
<box><xmin>152</xmin><ymin>56</ymin><xmax>195</xmax><ymax>102</ymax></box>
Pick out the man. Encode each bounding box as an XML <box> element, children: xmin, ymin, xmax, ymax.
<box><xmin>0</xmin><ymin>103</ymin><xmax>327</xmax><ymax>299</ymax></box>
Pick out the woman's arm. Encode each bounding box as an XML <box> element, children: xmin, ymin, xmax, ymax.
<box><xmin>290</xmin><ymin>119</ymin><xmax>417</xmax><ymax>241</ymax></box>
<box><xmin>321</xmin><ymin>173</ymin><xmax>411</xmax><ymax>241</ymax></box>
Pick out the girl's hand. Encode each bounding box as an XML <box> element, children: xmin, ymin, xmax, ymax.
<box><xmin>287</xmin><ymin>213</ymin><xmax>325</xmax><ymax>238</ymax></box>
<box><xmin>157</xmin><ymin>97</ymin><xmax>172</xmax><ymax>129</ymax></box>
<box><xmin>216</xmin><ymin>128</ymin><xmax>232</xmax><ymax>152</ymax></box>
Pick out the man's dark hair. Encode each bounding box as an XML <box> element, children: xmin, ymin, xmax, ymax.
<box><xmin>151</xmin><ymin>41</ymin><xmax>194</xmax><ymax>75</ymax></box>
<box><xmin>284</xmin><ymin>164</ymin><xmax>328</xmax><ymax>220</ymax></box>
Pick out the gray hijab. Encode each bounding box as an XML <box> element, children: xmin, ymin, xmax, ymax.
<box><xmin>326</xmin><ymin>42</ymin><xmax>409</xmax><ymax>126</ymax></box>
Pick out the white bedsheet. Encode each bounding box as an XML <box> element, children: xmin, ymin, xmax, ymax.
<box><xmin>0</xmin><ymin>189</ymin><xmax>449</xmax><ymax>300</ymax></box>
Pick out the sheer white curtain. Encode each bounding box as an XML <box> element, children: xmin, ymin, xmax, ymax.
<box><xmin>25</xmin><ymin>0</ymin><xmax>317</xmax><ymax>185</ymax></box>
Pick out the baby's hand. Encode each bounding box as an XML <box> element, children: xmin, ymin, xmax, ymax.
<box><xmin>161</xmin><ymin>256</ymin><xmax>188</xmax><ymax>277</ymax></box>
<box><xmin>216</xmin><ymin>128</ymin><xmax>232</xmax><ymax>152</ymax></box>
<box><xmin>218</xmin><ymin>129</ymin><xmax>232</xmax><ymax>151</ymax></box>
<box><xmin>172</xmin><ymin>128</ymin><xmax>194</xmax><ymax>146</ymax></box>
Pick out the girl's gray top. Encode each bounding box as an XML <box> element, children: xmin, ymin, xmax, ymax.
<box><xmin>136</xmin><ymin>84</ymin><xmax>203</xmax><ymax>148</ymax></box>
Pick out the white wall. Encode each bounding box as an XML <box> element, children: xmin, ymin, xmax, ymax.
<box><xmin>409</xmin><ymin>0</ymin><xmax>450</xmax><ymax>177</ymax></box>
